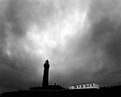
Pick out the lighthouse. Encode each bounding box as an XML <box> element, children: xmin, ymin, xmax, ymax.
<box><xmin>42</xmin><ymin>60</ymin><xmax>50</xmax><ymax>88</ymax></box>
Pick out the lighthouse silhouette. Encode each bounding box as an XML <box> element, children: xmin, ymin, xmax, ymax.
<box><xmin>42</xmin><ymin>60</ymin><xmax>50</xmax><ymax>88</ymax></box>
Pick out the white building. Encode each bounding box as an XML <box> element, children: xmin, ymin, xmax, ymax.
<box><xmin>69</xmin><ymin>83</ymin><xmax>100</xmax><ymax>89</ymax></box>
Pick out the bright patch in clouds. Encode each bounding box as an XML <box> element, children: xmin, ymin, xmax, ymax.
<box><xmin>24</xmin><ymin>4</ymin><xmax>90</xmax><ymax>63</ymax></box>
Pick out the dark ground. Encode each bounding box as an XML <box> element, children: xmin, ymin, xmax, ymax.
<box><xmin>0</xmin><ymin>86</ymin><xmax>121</xmax><ymax>97</ymax></box>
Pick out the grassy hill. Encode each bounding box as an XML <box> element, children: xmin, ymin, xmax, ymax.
<box><xmin>0</xmin><ymin>86</ymin><xmax>121</xmax><ymax>97</ymax></box>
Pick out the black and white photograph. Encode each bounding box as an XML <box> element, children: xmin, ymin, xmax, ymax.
<box><xmin>0</xmin><ymin>0</ymin><xmax>121</xmax><ymax>97</ymax></box>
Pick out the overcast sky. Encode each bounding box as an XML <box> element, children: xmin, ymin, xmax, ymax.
<box><xmin>0</xmin><ymin>0</ymin><xmax>121</xmax><ymax>91</ymax></box>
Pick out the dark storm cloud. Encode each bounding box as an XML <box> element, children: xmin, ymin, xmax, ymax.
<box><xmin>87</xmin><ymin>0</ymin><xmax>121</xmax><ymax>85</ymax></box>
<box><xmin>91</xmin><ymin>17</ymin><xmax>121</xmax><ymax>66</ymax></box>
<box><xmin>90</xmin><ymin>17</ymin><xmax>121</xmax><ymax>85</ymax></box>
<box><xmin>0</xmin><ymin>56</ymin><xmax>42</xmax><ymax>90</ymax></box>
<box><xmin>91</xmin><ymin>0</ymin><xmax>121</xmax><ymax>67</ymax></box>
<box><xmin>0</xmin><ymin>19</ymin><xmax>6</xmax><ymax>50</ymax></box>
<box><xmin>0</xmin><ymin>0</ymin><xmax>43</xmax><ymax>90</ymax></box>
<box><xmin>51</xmin><ymin>0</ymin><xmax>121</xmax><ymax>87</ymax></box>
<box><xmin>5</xmin><ymin>0</ymin><xmax>27</xmax><ymax>37</ymax></box>
<box><xmin>0</xmin><ymin>17</ymin><xmax>39</xmax><ymax>91</ymax></box>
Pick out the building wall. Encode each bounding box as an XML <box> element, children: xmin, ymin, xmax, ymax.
<box><xmin>69</xmin><ymin>83</ymin><xmax>100</xmax><ymax>89</ymax></box>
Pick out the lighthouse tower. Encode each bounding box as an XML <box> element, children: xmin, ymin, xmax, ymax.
<box><xmin>42</xmin><ymin>60</ymin><xmax>50</xmax><ymax>88</ymax></box>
